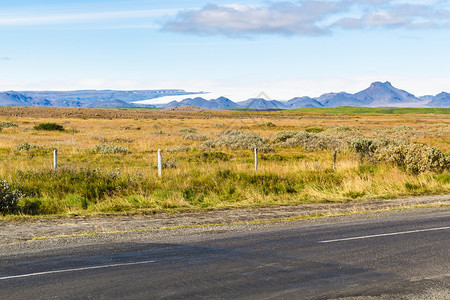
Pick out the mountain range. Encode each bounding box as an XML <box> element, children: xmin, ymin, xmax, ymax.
<box><xmin>155</xmin><ymin>82</ymin><xmax>449</xmax><ymax>109</ymax></box>
<box><xmin>0</xmin><ymin>89</ymin><xmax>196</xmax><ymax>108</ymax></box>
<box><xmin>0</xmin><ymin>82</ymin><xmax>449</xmax><ymax>109</ymax></box>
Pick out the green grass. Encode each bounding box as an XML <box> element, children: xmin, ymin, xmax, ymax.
<box><xmin>286</xmin><ymin>107</ymin><xmax>450</xmax><ymax>114</ymax></box>
<box><xmin>3</xmin><ymin>159</ymin><xmax>449</xmax><ymax>216</ymax></box>
<box><xmin>101</xmin><ymin>107</ymin><xmax>162</xmax><ymax>110</ymax></box>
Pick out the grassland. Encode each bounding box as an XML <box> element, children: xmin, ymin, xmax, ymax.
<box><xmin>286</xmin><ymin>106</ymin><xmax>450</xmax><ymax>115</ymax></box>
<box><xmin>0</xmin><ymin>107</ymin><xmax>448</xmax><ymax>216</ymax></box>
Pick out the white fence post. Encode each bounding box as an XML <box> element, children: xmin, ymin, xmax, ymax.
<box><xmin>53</xmin><ymin>149</ymin><xmax>58</xmax><ymax>171</ymax></box>
<box><xmin>333</xmin><ymin>150</ymin><xmax>337</xmax><ymax>171</ymax></box>
<box><xmin>254</xmin><ymin>148</ymin><xmax>258</xmax><ymax>171</ymax></box>
<box><xmin>158</xmin><ymin>149</ymin><xmax>162</xmax><ymax>178</ymax></box>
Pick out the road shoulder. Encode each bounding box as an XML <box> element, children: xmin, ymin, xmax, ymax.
<box><xmin>0</xmin><ymin>194</ymin><xmax>448</xmax><ymax>246</ymax></box>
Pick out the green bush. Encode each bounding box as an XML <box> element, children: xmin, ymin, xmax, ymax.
<box><xmin>17</xmin><ymin>197</ymin><xmax>62</xmax><ymax>215</ymax></box>
<box><xmin>34</xmin><ymin>123</ymin><xmax>65</xmax><ymax>131</ymax></box>
<box><xmin>17</xmin><ymin>198</ymin><xmax>44</xmax><ymax>215</ymax></box>
<box><xmin>0</xmin><ymin>180</ymin><xmax>23</xmax><ymax>214</ymax></box>
<box><xmin>64</xmin><ymin>194</ymin><xmax>89</xmax><ymax>210</ymax></box>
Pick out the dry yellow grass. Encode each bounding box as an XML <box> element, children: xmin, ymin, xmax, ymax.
<box><xmin>0</xmin><ymin>107</ymin><xmax>448</xmax><ymax>215</ymax></box>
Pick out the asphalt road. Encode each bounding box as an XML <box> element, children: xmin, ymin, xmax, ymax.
<box><xmin>0</xmin><ymin>209</ymin><xmax>448</xmax><ymax>299</ymax></box>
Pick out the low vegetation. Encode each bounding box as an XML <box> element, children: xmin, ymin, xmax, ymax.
<box><xmin>33</xmin><ymin>122</ymin><xmax>65</xmax><ymax>131</ymax></box>
<box><xmin>0</xmin><ymin>107</ymin><xmax>448</xmax><ymax>216</ymax></box>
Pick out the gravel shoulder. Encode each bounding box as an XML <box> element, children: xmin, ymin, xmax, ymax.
<box><xmin>1</xmin><ymin>194</ymin><xmax>449</xmax><ymax>246</ymax></box>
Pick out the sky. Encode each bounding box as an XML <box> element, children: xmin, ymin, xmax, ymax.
<box><xmin>1</xmin><ymin>0</ymin><xmax>450</xmax><ymax>101</ymax></box>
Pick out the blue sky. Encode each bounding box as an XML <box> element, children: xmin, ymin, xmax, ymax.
<box><xmin>1</xmin><ymin>0</ymin><xmax>449</xmax><ymax>100</ymax></box>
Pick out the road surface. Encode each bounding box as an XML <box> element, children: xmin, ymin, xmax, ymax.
<box><xmin>0</xmin><ymin>209</ymin><xmax>448</xmax><ymax>299</ymax></box>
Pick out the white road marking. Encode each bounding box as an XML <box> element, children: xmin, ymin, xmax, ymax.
<box><xmin>319</xmin><ymin>226</ymin><xmax>450</xmax><ymax>243</ymax></box>
<box><xmin>0</xmin><ymin>259</ymin><xmax>156</xmax><ymax>281</ymax></box>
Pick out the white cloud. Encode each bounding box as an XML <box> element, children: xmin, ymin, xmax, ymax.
<box><xmin>0</xmin><ymin>9</ymin><xmax>177</xmax><ymax>27</ymax></box>
<box><xmin>365</xmin><ymin>11</ymin><xmax>406</xmax><ymax>26</ymax></box>
<box><xmin>163</xmin><ymin>2</ymin><xmax>346</xmax><ymax>36</ymax></box>
<box><xmin>164</xmin><ymin>1</ymin><xmax>450</xmax><ymax>37</ymax></box>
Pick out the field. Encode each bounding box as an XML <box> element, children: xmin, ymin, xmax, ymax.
<box><xmin>0</xmin><ymin>106</ymin><xmax>449</xmax><ymax>216</ymax></box>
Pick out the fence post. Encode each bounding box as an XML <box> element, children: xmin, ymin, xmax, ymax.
<box><xmin>53</xmin><ymin>149</ymin><xmax>58</xmax><ymax>171</ymax></box>
<box><xmin>157</xmin><ymin>149</ymin><xmax>162</xmax><ymax>178</ymax></box>
<box><xmin>254</xmin><ymin>148</ymin><xmax>258</xmax><ymax>171</ymax></box>
<box><xmin>333</xmin><ymin>150</ymin><xmax>337</xmax><ymax>171</ymax></box>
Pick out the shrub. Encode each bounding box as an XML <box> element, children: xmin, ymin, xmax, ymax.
<box><xmin>0</xmin><ymin>121</ymin><xmax>18</xmax><ymax>128</ymax></box>
<box><xmin>17</xmin><ymin>197</ymin><xmax>62</xmax><ymax>215</ymax></box>
<box><xmin>305</xmin><ymin>127</ymin><xmax>324</xmax><ymax>133</ymax></box>
<box><xmin>270</xmin><ymin>130</ymin><xmax>355</xmax><ymax>151</ymax></box>
<box><xmin>17</xmin><ymin>198</ymin><xmax>44</xmax><ymax>215</ymax></box>
<box><xmin>179</xmin><ymin>128</ymin><xmax>197</xmax><ymax>133</ymax></box>
<box><xmin>332</xmin><ymin>126</ymin><xmax>353</xmax><ymax>132</ymax></box>
<box><xmin>189</xmin><ymin>152</ymin><xmax>232</xmax><ymax>163</ymax></box>
<box><xmin>64</xmin><ymin>194</ymin><xmax>89</xmax><ymax>210</ymax></box>
<box><xmin>155</xmin><ymin>160</ymin><xmax>177</xmax><ymax>169</ymax></box>
<box><xmin>348</xmin><ymin>138</ymin><xmax>377</xmax><ymax>163</ymax></box>
<box><xmin>99</xmin><ymin>137</ymin><xmax>134</xmax><ymax>143</ymax></box>
<box><xmin>403</xmin><ymin>144</ymin><xmax>449</xmax><ymax>173</ymax></box>
<box><xmin>272</xmin><ymin>131</ymin><xmax>331</xmax><ymax>151</ymax></box>
<box><xmin>0</xmin><ymin>180</ymin><xmax>23</xmax><ymax>214</ymax></box>
<box><xmin>183</xmin><ymin>133</ymin><xmax>207</xmax><ymax>141</ymax></box>
<box><xmin>202</xmin><ymin>130</ymin><xmax>270</xmax><ymax>151</ymax></box>
<box><xmin>261</xmin><ymin>122</ymin><xmax>276</xmax><ymax>127</ymax></box>
<box><xmin>89</xmin><ymin>144</ymin><xmax>131</xmax><ymax>154</ymax></box>
<box><xmin>15</xmin><ymin>143</ymin><xmax>44</xmax><ymax>151</ymax></box>
<box><xmin>349</xmin><ymin>137</ymin><xmax>450</xmax><ymax>173</ymax></box>
<box><xmin>166</xmin><ymin>146</ymin><xmax>191</xmax><ymax>153</ymax></box>
<box><xmin>269</xmin><ymin>131</ymin><xmax>299</xmax><ymax>144</ymax></box>
<box><xmin>120</xmin><ymin>125</ymin><xmax>140</xmax><ymax>130</ymax></box>
<box><xmin>34</xmin><ymin>123</ymin><xmax>65</xmax><ymax>131</ymax></box>
<box><xmin>283</xmin><ymin>131</ymin><xmax>329</xmax><ymax>151</ymax></box>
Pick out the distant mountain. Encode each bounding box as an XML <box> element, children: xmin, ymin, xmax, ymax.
<box><xmin>353</xmin><ymin>81</ymin><xmax>420</xmax><ymax>107</ymax></box>
<box><xmin>50</xmin><ymin>98</ymin><xmax>83</xmax><ymax>107</ymax></box>
<box><xmin>237</xmin><ymin>98</ymin><xmax>287</xmax><ymax>109</ymax></box>
<box><xmin>211</xmin><ymin>97</ymin><xmax>241</xmax><ymax>109</ymax></box>
<box><xmin>316</xmin><ymin>92</ymin><xmax>363</xmax><ymax>107</ymax></box>
<box><xmin>0</xmin><ymin>91</ymin><xmax>52</xmax><ymax>106</ymax></box>
<box><xmin>285</xmin><ymin>97</ymin><xmax>323</xmax><ymax>108</ymax></box>
<box><xmin>162</xmin><ymin>97</ymin><xmax>241</xmax><ymax>109</ymax></box>
<box><xmin>419</xmin><ymin>95</ymin><xmax>435</xmax><ymax>101</ymax></box>
<box><xmin>82</xmin><ymin>99</ymin><xmax>138</xmax><ymax>108</ymax></box>
<box><xmin>426</xmin><ymin>92</ymin><xmax>450</xmax><ymax>108</ymax></box>
<box><xmin>164</xmin><ymin>97</ymin><xmax>209</xmax><ymax>108</ymax></box>
<box><xmin>19</xmin><ymin>89</ymin><xmax>196</xmax><ymax>106</ymax></box>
